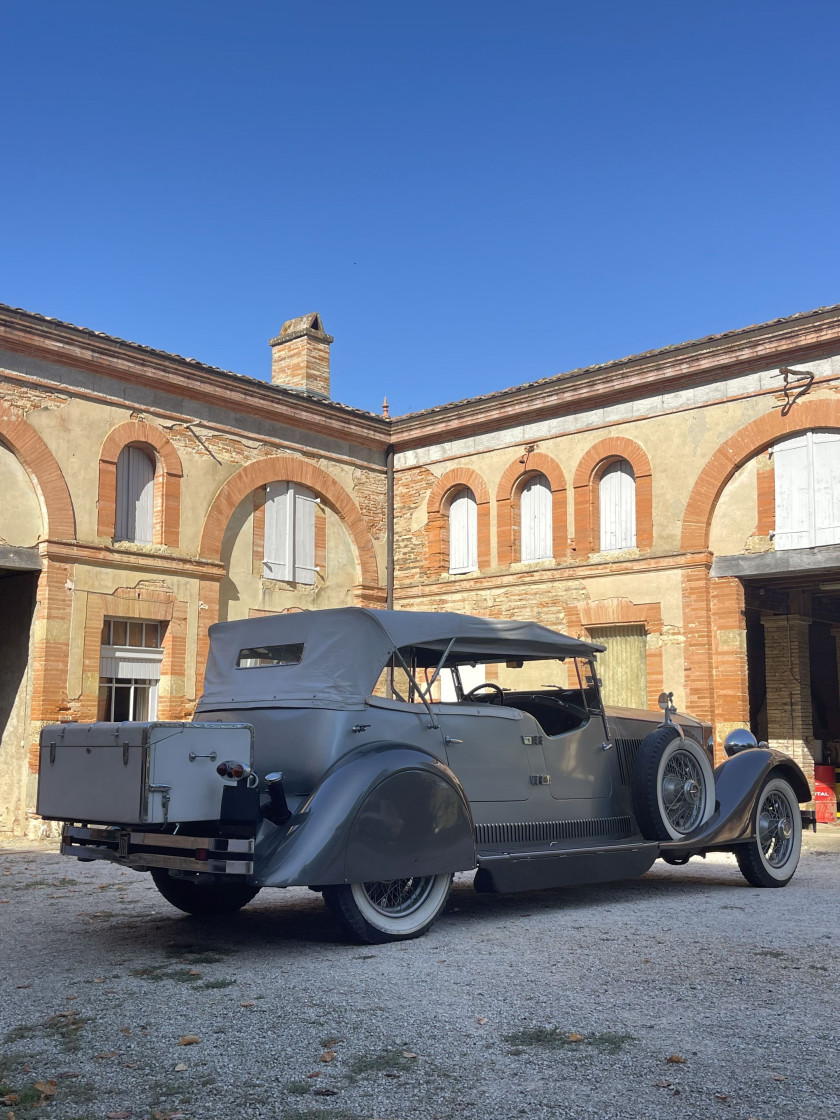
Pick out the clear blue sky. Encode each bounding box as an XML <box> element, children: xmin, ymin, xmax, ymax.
<box><xmin>2</xmin><ymin>1</ymin><xmax>839</xmax><ymax>415</ymax></box>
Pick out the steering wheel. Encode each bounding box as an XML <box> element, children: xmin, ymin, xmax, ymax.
<box><xmin>464</xmin><ymin>682</ymin><xmax>505</xmax><ymax>705</ymax></box>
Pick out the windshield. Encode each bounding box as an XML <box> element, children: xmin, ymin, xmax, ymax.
<box><xmin>372</xmin><ymin>648</ymin><xmax>600</xmax><ymax>710</ymax></box>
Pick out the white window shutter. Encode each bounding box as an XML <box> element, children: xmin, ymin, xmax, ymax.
<box><xmin>115</xmin><ymin>446</ymin><xmax>155</xmax><ymax>542</ymax></box>
<box><xmin>599</xmin><ymin>461</ymin><xmax>636</xmax><ymax>551</ymax></box>
<box><xmin>263</xmin><ymin>482</ymin><xmax>318</xmax><ymax>583</ymax></box>
<box><xmin>521</xmin><ymin>474</ymin><xmax>552</xmax><ymax>561</ymax></box>
<box><xmin>293</xmin><ymin>485</ymin><xmax>317</xmax><ymax>585</ymax></box>
<box><xmin>264</xmin><ymin>481</ymin><xmax>291</xmax><ymax>579</ymax></box>
<box><xmin>776</xmin><ymin>430</ymin><xmax>840</xmax><ymax>549</ymax></box>
<box><xmin>775</xmin><ymin>434</ymin><xmax>813</xmax><ymax>550</ymax></box>
<box><xmin>449</xmin><ymin>489</ymin><xmax>478</xmax><ymax>574</ymax></box>
<box><xmin>813</xmin><ymin>432</ymin><xmax>840</xmax><ymax>546</ymax></box>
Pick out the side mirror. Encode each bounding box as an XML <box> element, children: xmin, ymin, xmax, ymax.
<box><xmin>723</xmin><ymin>728</ymin><xmax>759</xmax><ymax>757</ymax></box>
<box><xmin>658</xmin><ymin>691</ymin><xmax>677</xmax><ymax>723</ymax></box>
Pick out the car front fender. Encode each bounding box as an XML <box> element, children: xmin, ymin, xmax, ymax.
<box><xmin>252</xmin><ymin>744</ymin><xmax>475</xmax><ymax>887</ymax></box>
<box><xmin>660</xmin><ymin>748</ymin><xmax>811</xmax><ymax>853</ymax></box>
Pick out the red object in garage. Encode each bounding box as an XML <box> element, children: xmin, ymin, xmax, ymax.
<box><xmin>814</xmin><ymin>778</ymin><xmax>838</xmax><ymax>825</ymax></box>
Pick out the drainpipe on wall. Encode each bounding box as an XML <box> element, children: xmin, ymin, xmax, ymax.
<box><xmin>386</xmin><ymin>443</ymin><xmax>395</xmax><ymax>609</ymax></box>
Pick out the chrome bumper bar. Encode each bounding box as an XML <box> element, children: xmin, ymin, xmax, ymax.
<box><xmin>61</xmin><ymin>824</ymin><xmax>254</xmax><ymax>876</ymax></box>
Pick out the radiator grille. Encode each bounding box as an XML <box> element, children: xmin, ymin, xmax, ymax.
<box><xmin>615</xmin><ymin>737</ymin><xmax>644</xmax><ymax>785</ymax></box>
<box><xmin>475</xmin><ymin>815</ymin><xmax>633</xmax><ymax>846</ymax></box>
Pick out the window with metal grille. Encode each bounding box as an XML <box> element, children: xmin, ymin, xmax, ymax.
<box><xmin>599</xmin><ymin>460</ymin><xmax>636</xmax><ymax>551</ymax></box>
<box><xmin>263</xmin><ymin>482</ymin><xmax>319</xmax><ymax>584</ymax></box>
<box><xmin>774</xmin><ymin>430</ymin><xmax>840</xmax><ymax>550</ymax></box>
<box><xmin>520</xmin><ymin>473</ymin><xmax>552</xmax><ymax>561</ymax></box>
<box><xmin>586</xmin><ymin>624</ymin><xmax>647</xmax><ymax>709</ymax></box>
<box><xmin>115</xmin><ymin>445</ymin><xmax>155</xmax><ymax>543</ymax></box>
<box><xmin>448</xmin><ymin>488</ymin><xmax>478</xmax><ymax>574</ymax></box>
<box><xmin>99</xmin><ymin>618</ymin><xmax>163</xmax><ymax>721</ymax></box>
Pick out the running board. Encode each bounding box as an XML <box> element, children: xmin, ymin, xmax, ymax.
<box><xmin>475</xmin><ymin>840</ymin><xmax>660</xmax><ymax>893</ymax></box>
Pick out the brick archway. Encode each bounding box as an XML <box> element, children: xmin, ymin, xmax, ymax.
<box><xmin>199</xmin><ymin>455</ymin><xmax>380</xmax><ymax>587</ymax></box>
<box><xmin>572</xmin><ymin>437</ymin><xmax>653</xmax><ymax>557</ymax></box>
<box><xmin>681</xmin><ymin>400</ymin><xmax>840</xmax><ymax>551</ymax></box>
<box><xmin>427</xmin><ymin>467</ymin><xmax>491</xmax><ymax>574</ymax></box>
<box><xmin>496</xmin><ymin>452</ymin><xmax>567</xmax><ymax>565</ymax></box>
<box><xmin>0</xmin><ymin>409</ymin><xmax>75</xmax><ymax>539</ymax></box>
<box><xmin>98</xmin><ymin>421</ymin><xmax>183</xmax><ymax>546</ymax></box>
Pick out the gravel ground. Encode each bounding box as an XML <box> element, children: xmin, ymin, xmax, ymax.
<box><xmin>1</xmin><ymin>831</ymin><xmax>838</xmax><ymax>1120</ymax></box>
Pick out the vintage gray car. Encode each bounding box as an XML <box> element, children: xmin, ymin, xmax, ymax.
<box><xmin>39</xmin><ymin>608</ymin><xmax>815</xmax><ymax>943</ymax></box>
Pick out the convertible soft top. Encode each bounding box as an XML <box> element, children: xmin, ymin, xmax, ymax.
<box><xmin>197</xmin><ymin>607</ymin><xmax>604</xmax><ymax>711</ymax></box>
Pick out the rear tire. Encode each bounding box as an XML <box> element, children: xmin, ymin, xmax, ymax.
<box><xmin>323</xmin><ymin>874</ymin><xmax>452</xmax><ymax>944</ymax></box>
<box><xmin>151</xmin><ymin>869</ymin><xmax>259</xmax><ymax>915</ymax></box>
<box><xmin>632</xmin><ymin>726</ymin><xmax>715</xmax><ymax>841</ymax></box>
<box><xmin>735</xmin><ymin>776</ymin><xmax>802</xmax><ymax>888</ymax></box>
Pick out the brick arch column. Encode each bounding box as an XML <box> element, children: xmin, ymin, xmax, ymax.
<box><xmin>497</xmin><ymin>452</ymin><xmax>567</xmax><ymax>565</ymax></box>
<box><xmin>681</xmin><ymin>400</ymin><xmax>840</xmax><ymax>551</ymax></box>
<box><xmin>199</xmin><ymin>455</ymin><xmax>380</xmax><ymax>587</ymax></box>
<box><xmin>198</xmin><ymin>457</ymin><xmax>383</xmax><ymax>695</ymax></box>
<box><xmin>0</xmin><ymin>409</ymin><xmax>75</xmax><ymax>539</ymax></box>
<box><xmin>679</xmin><ymin>402</ymin><xmax>840</xmax><ymax>757</ymax></box>
<box><xmin>572</xmin><ymin>437</ymin><xmax>653</xmax><ymax>558</ymax></box>
<box><xmin>427</xmin><ymin>467</ymin><xmax>491</xmax><ymax>574</ymax></box>
<box><xmin>98</xmin><ymin>421</ymin><xmax>183</xmax><ymax>546</ymax></box>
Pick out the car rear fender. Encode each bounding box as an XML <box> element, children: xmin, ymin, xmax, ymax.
<box><xmin>253</xmin><ymin>744</ymin><xmax>475</xmax><ymax>887</ymax></box>
<box><xmin>659</xmin><ymin>748</ymin><xmax>811</xmax><ymax>853</ymax></box>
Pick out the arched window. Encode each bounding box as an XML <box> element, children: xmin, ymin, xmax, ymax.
<box><xmin>263</xmin><ymin>481</ymin><xmax>318</xmax><ymax>584</ymax></box>
<box><xmin>599</xmin><ymin>460</ymin><xmax>636</xmax><ymax>551</ymax></box>
<box><xmin>519</xmin><ymin>473</ymin><xmax>552</xmax><ymax>561</ymax></box>
<box><xmin>774</xmin><ymin>430</ymin><xmax>840</xmax><ymax>550</ymax></box>
<box><xmin>115</xmin><ymin>445</ymin><xmax>155</xmax><ymax>543</ymax></box>
<box><xmin>449</xmin><ymin>488</ymin><xmax>478</xmax><ymax>574</ymax></box>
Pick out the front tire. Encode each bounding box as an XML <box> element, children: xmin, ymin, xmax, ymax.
<box><xmin>323</xmin><ymin>874</ymin><xmax>452</xmax><ymax>944</ymax></box>
<box><xmin>151</xmin><ymin>869</ymin><xmax>260</xmax><ymax>915</ymax></box>
<box><xmin>735</xmin><ymin>776</ymin><xmax>802</xmax><ymax>888</ymax></box>
<box><xmin>632</xmin><ymin>726</ymin><xmax>715</xmax><ymax>841</ymax></box>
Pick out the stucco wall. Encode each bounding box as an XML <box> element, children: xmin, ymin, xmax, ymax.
<box><xmin>0</xmin><ymin>440</ymin><xmax>44</xmax><ymax>546</ymax></box>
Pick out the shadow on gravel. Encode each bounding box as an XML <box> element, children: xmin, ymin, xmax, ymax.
<box><xmin>75</xmin><ymin>860</ymin><xmax>759</xmax><ymax>956</ymax></box>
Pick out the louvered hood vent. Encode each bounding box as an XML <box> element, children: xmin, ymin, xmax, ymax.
<box><xmin>475</xmin><ymin>815</ymin><xmax>634</xmax><ymax>847</ymax></box>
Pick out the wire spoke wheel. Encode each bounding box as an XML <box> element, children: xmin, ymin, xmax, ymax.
<box><xmin>632</xmin><ymin>726</ymin><xmax>714</xmax><ymax>842</ymax></box>
<box><xmin>758</xmin><ymin>790</ymin><xmax>796</xmax><ymax>868</ymax></box>
<box><xmin>660</xmin><ymin>750</ymin><xmax>707</xmax><ymax>834</ymax></box>
<box><xmin>360</xmin><ymin>877</ymin><xmax>436</xmax><ymax>917</ymax></box>
<box><xmin>737</xmin><ymin>776</ymin><xmax>802</xmax><ymax>887</ymax></box>
<box><xmin>323</xmin><ymin>873</ymin><xmax>452</xmax><ymax>944</ymax></box>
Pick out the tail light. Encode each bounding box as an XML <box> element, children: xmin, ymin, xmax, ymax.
<box><xmin>217</xmin><ymin>760</ymin><xmax>248</xmax><ymax>781</ymax></box>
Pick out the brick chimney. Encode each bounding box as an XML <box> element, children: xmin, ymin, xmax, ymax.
<box><xmin>269</xmin><ymin>313</ymin><xmax>333</xmax><ymax>398</ymax></box>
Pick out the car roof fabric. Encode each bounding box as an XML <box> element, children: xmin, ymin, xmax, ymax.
<box><xmin>197</xmin><ymin>608</ymin><xmax>603</xmax><ymax>711</ymax></box>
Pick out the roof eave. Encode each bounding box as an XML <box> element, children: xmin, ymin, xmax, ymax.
<box><xmin>390</xmin><ymin>303</ymin><xmax>840</xmax><ymax>449</ymax></box>
<box><xmin>0</xmin><ymin>304</ymin><xmax>391</xmax><ymax>450</ymax></box>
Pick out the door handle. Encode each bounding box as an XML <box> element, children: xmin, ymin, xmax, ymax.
<box><xmin>445</xmin><ymin>737</ymin><xmax>463</xmax><ymax>744</ymax></box>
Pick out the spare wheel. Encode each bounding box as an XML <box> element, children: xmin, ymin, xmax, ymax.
<box><xmin>631</xmin><ymin>725</ymin><xmax>715</xmax><ymax>841</ymax></box>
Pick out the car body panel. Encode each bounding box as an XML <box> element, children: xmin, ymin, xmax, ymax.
<box><xmin>476</xmin><ymin>841</ymin><xmax>660</xmax><ymax>893</ymax></box>
<box><xmin>251</xmin><ymin>745</ymin><xmax>474</xmax><ymax>887</ymax></box>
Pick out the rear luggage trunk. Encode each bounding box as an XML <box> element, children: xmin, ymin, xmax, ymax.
<box><xmin>37</xmin><ymin>721</ymin><xmax>254</xmax><ymax>825</ymax></box>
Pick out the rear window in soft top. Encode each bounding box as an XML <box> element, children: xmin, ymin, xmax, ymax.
<box><xmin>236</xmin><ymin>643</ymin><xmax>304</xmax><ymax>668</ymax></box>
